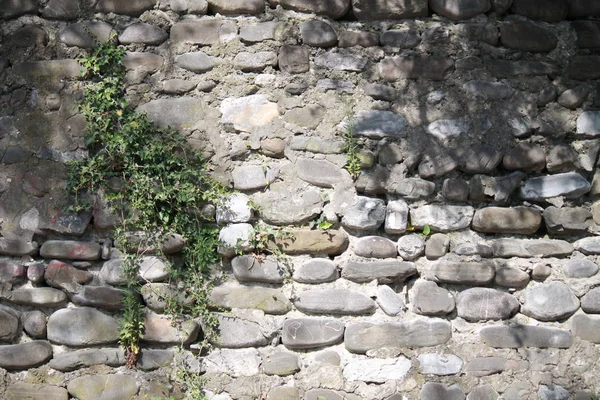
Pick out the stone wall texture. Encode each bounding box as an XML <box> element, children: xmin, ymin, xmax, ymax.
<box><xmin>2</xmin><ymin>0</ymin><xmax>600</xmax><ymax>399</ymax></box>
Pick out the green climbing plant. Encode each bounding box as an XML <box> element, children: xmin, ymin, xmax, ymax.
<box><xmin>68</xmin><ymin>39</ymin><xmax>228</xmax><ymax>370</ymax></box>
<box><xmin>341</xmin><ymin>122</ymin><xmax>362</xmax><ymax>180</ymax></box>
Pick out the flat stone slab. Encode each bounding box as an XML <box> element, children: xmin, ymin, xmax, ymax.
<box><xmin>45</xmin><ymin>260</ymin><xmax>93</xmax><ymax>293</ymax></box>
<box><xmin>354</xmin><ymin>236</ymin><xmax>397</xmax><ymax>258</ymax></box>
<box><xmin>522</xmin><ymin>282</ymin><xmax>579</xmax><ymax>321</ymax></box>
<box><xmin>292</xmin><ymin>259</ymin><xmax>338</xmax><ymax>283</ymax></box>
<box><xmin>7</xmin><ymin>287</ymin><xmax>67</xmax><ymax>307</ymax></box>
<box><xmin>342</xmin><ymin>197</ymin><xmax>386</xmax><ymax>231</ymax></box>
<box><xmin>282</xmin><ymin>318</ymin><xmax>345</xmax><ymax>349</ymax></box>
<box><xmin>463</xmin><ymin>80</ymin><xmax>513</xmax><ymax>100</ymax></box>
<box><xmin>376</xmin><ymin>285</ymin><xmax>404</xmax><ymax>316</ymax></box>
<box><xmin>13</xmin><ymin>60</ymin><xmax>85</xmax><ymax>82</ymax></box>
<box><xmin>40</xmin><ymin>240</ymin><xmax>101</xmax><ymax>260</ymax></box>
<box><xmin>581</xmin><ymin>287</ymin><xmax>600</xmax><ymax>313</ymax></box>
<box><xmin>343</xmin><ymin>357</ymin><xmax>411</xmax><ymax>383</ymax></box>
<box><xmin>71</xmin><ymin>286</ymin><xmax>125</xmax><ymax>311</ymax></box>
<box><xmin>203</xmin><ymin>348</ymin><xmax>261</xmax><ymax>377</ymax></box>
<box><xmin>342</xmin><ymin>260</ymin><xmax>417</xmax><ymax>283</ymax></box>
<box><xmin>315</xmin><ymin>52</ymin><xmax>368</xmax><ymax>72</ymax></box>
<box><xmin>253</xmin><ymin>184</ymin><xmax>322</xmax><ymax>225</ymax></box>
<box><xmin>47</xmin><ymin>307</ymin><xmax>119</xmax><ymax>346</ymax></box>
<box><xmin>577</xmin><ymin>111</ymin><xmax>600</xmax><ymax>137</ymax></box>
<box><xmin>500</xmin><ymin>20</ymin><xmax>557</xmax><ymax>52</ymax></box>
<box><xmin>410</xmin><ymin>205</ymin><xmax>474</xmax><ymax>232</ymax></box>
<box><xmin>562</xmin><ymin>259</ymin><xmax>599</xmax><ymax>278</ymax></box>
<box><xmin>571</xmin><ymin>313</ymin><xmax>600</xmax><ymax>343</ymax></box>
<box><xmin>221</xmin><ymin>94</ymin><xmax>279</xmax><ymax>133</ymax></box>
<box><xmin>418</xmin><ymin>353</ymin><xmax>463</xmax><ymax>375</ymax></box>
<box><xmin>273</xmin><ymin>229</ymin><xmax>348</xmax><ymax>255</ymax></box>
<box><xmin>67</xmin><ymin>375</ymin><xmax>139</xmax><ymax>400</ymax></box>
<box><xmin>520</xmin><ymin>172</ymin><xmax>591</xmax><ymax>201</ymax></box>
<box><xmin>119</xmin><ymin>22</ymin><xmax>168</xmax><ymax>45</ymax></box>
<box><xmin>171</xmin><ymin>20</ymin><xmax>237</xmax><ymax>44</ymax></box>
<box><xmin>574</xmin><ymin>237</ymin><xmax>600</xmax><ymax>254</ymax></box>
<box><xmin>0</xmin><ymin>341</ymin><xmax>53</xmax><ymax>370</ymax></box>
<box><xmin>0</xmin><ymin>305</ymin><xmax>19</xmax><ymax>342</ymax></box>
<box><xmin>49</xmin><ymin>348</ymin><xmax>125</xmax><ymax>371</ymax></box>
<box><xmin>410</xmin><ymin>279</ymin><xmax>455</xmax><ymax>316</ymax></box>
<box><xmin>210</xmin><ymin>286</ymin><xmax>291</xmax><ymax>314</ymax></box>
<box><xmin>297</xmin><ymin>159</ymin><xmax>350</xmax><ymax>188</ymax></box>
<box><xmin>487</xmin><ymin>60</ymin><xmax>559</xmax><ymax>78</ymax></box>
<box><xmin>232</xmin><ymin>255</ymin><xmax>287</xmax><ymax>284</ymax></box>
<box><xmin>5</xmin><ymin>382</ymin><xmax>68</xmax><ymax>400</ymax></box>
<box><xmin>472</xmin><ymin>207</ymin><xmax>541</xmax><ymax>234</ymax></box>
<box><xmin>212</xmin><ymin>314</ymin><xmax>271</xmax><ymax>348</ymax></box>
<box><xmin>175</xmin><ymin>51</ymin><xmax>215</xmax><ymax>73</ymax></box>
<box><xmin>491</xmin><ymin>239</ymin><xmax>573</xmax><ymax>258</ymax></box>
<box><xmin>345</xmin><ymin>318</ymin><xmax>452</xmax><ymax>353</ymax></box>
<box><xmin>347</xmin><ymin>110</ymin><xmax>407</xmax><ymax>138</ymax></box>
<box><xmin>262</xmin><ymin>348</ymin><xmax>300</xmax><ymax>376</ymax></box>
<box><xmin>421</xmin><ymin>383</ymin><xmax>466</xmax><ymax>400</ymax></box>
<box><xmin>143</xmin><ymin>312</ymin><xmax>199</xmax><ymax>344</ymax></box>
<box><xmin>425</xmin><ymin>119</ymin><xmax>470</xmax><ymax>140</ymax></box>
<box><xmin>234</xmin><ymin>51</ymin><xmax>278</xmax><ymax>71</ymax></box>
<box><xmin>0</xmin><ymin>238</ymin><xmax>38</xmax><ymax>256</ymax></box>
<box><xmin>137</xmin><ymin>97</ymin><xmax>215</xmax><ymax>131</ymax></box>
<box><xmin>295</xmin><ymin>289</ymin><xmax>376</xmax><ymax>315</ymax></box>
<box><xmin>457</xmin><ymin>288</ymin><xmax>519</xmax><ymax>321</ymax></box>
<box><xmin>379</xmin><ymin>56</ymin><xmax>454</xmax><ymax>81</ymax></box>
<box><xmin>480</xmin><ymin>325</ymin><xmax>573</xmax><ymax>348</ymax></box>
<box><xmin>465</xmin><ymin>357</ymin><xmax>508</xmax><ymax>377</ymax></box>
<box><xmin>423</xmin><ymin>261</ymin><xmax>495</xmax><ymax>285</ymax></box>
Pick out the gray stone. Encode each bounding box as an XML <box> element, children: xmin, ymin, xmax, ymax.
<box><xmin>581</xmin><ymin>287</ymin><xmax>600</xmax><ymax>313</ymax></box>
<box><xmin>418</xmin><ymin>354</ymin><xmax>463</xmax><ymax>376</ymax></box>
<box><xmin>494</xmin><ymin>266</ymin><xmax>530</xmax><ymax>288</ymax></box>
<box><xmin>49</xmin><ymin>348</ymin><xmax>125</xmax><ymax>371</ymax></box>
<box><xmin>285</xmin><ymin>105</ymin><xmax>326</xmax><ymax>129</ymax></box>
<box><xmin>562</xmin><ymin>259</ymin><xmax>598</xmax><ymax>278</ymax></box>
<box><xmin>546</xmin><ymin>144</ymin><xmax>578</xmax><ymax>172</ymax></box>
<box><xmin>508</xmin><ymin>116</ymin><xmax>534</xmax><ymax>137</ymax></box>
<box><xmin>137</xmin><ymin>97</ymin><xmax>215</xmax><ymax>131</ymax></box>
<box><xmin>137</xmin><ymin>256</ymin><xmax>169</xmax><ymax>282</ymax></box>
<box><xmin>454</xmin><ymin>23</ymin><xmax>498</xmax><ymax>45</ymax></box>
<box><xmin>204</xmin><ymin>348</ymin><xmax>262</xmax><ymax>377</ymax></box>
<box><xmin>522</xmin><ymin>282</ymin><xmax>579</xmax><ymax>321</ymax></box>
<box><xmin>234</xmin><ymin>51</ymin><xmax>278</xmax><ymax>71</ymax></box>
<box><xmin>207</xmin><ymin>0</ymin><xmax>264</xmax><ymax>14</ymax></box>
<box><xmin>342</xmin><ymin>260</ymin><xmax>417</xmax><ymax>284</ymax></box>
<box><xmin>472</xmin><ymin>207</ymin><xmax>542</xmax><ymax>234</ymax></box>
<box><xmin>5</xmin><ymin>382</ymin><xmax>68</xmax><ymax>400</ymax></box>
<box><xmin>353</xmin><ymin>0</ymin><xmax>428</xmax><ymax>20</ymax></box>
<box><xmin>364</xmin><ymin>83</ymin><xmax>396</xmax><ymax>101</ymax></box>
<box><xmin>295</xmin><ymin>289</ymin><xmax>376</xmax><ymax>315</ymax></box>
<box><xmin>318</xmin><ymin>79</ymin><xmax>355</xmax><ymax>94</ymax></box>
<box><xmin>267</xmin><ymin>386</ymin><xmax>300</xmax><ymax>400</ymax></box>
<box><xmin>385</xmin><ymin>199</ymin><xmax>408</xmax><ymax>234</ymax></box>
<box><xmin>379</xmin><ymin>56</ymin><xmax>454</xmax><ymax>81</ymax></box>
<box><xmin>410</xmin><ymin>205</ymin><xmax>474</xmax><ymax>232</ymax></box>
<box><xmin>0</xmin><ymin>238</ymin><xmax>38</xmax><ymax>256</ymax></box>
<box><xmin>7</xmin><ymin>288</ymin><xmax>67</xmax><ymax>308</ymax></box>
<box><xmin>315</xmin><ymin>53</ymin><xmax>368</xmax><ymax>72</ymax></box>
<box><xmin>14</xmin><ymin>60</ymin><xmax>85</xmax><ymax>82</ymax></box>
<box><xmin>465</xmin><ymin>357</ymin><xmax>507</xmax><ymax>377</ymax></box>
<box><xmin>349</xmin><ymin>110</ymin><xmax>407</xmax><ymax>138</ymax></box>
<box><xmin>261</xmin><ymin>138</ymin><xmax>286</xmax><ymax>157</ymax></box>
<box><xmin>462</xmin><ymin>80</ymin><xmax>513</xmax><ymax>100</ymax></box>
<box><xmin>143</xmin><ymin>312</ymin><xmax>199</xmax><ymax>344</ymax></box>
<box><xmin>100</xmin><ymin>258</ymin><xmax>127</xmax><ymax>286</ymax></box>
<box><xmin>72</xmin><ymin>286</ymin><xmax>125</xmax><ymax>311</ymax></box>
<box><xmin>67</xmin><ymin>375</ymin><xmax>139</xmax><ymax>400</ymax></box>
<box><xmin>58</xmin><ymin>21</ymin><xmax>115</xmax><ymax>48</ymax></box>
<box><xmin>503</xmin><ymin>143</ymin><xmax>545</xmax><ymax>172</ymax></box>
<box><xmin>343</xmin><ymin>357</ymin><xmax>411</xmax><ymax>383</ymax></box>
<box><xmin>279</xmin><ymin>45</ymin><xmax>310</xmax><ymax>74</ymax></box>
<box><xmin>293</xmin><ymin>259</ymin><xmax>338</xmax><ymax>283</ymax></box>
<box><xmin>577</xmin><ymin>111</ymin><xmax>600</xmax><ymax>137</ymax></box>
<box><xmin>457</xmin><ymin>288</ymin><xmax>519</xmax><ymax>321</ymax></box>
<box><xmin>537</xmin><ymin>385</ymin><xmax>570</xmax><ymax>400</ymax></box>
<box><xmin>48</xmin><ymin>307</ymin><xmax>119</xmax><ymax>346</ymax></box>
<box><xmin>453</xmin><ymin>243</ymin><xmax>493</xmax><ymax>257</ymax></box>
<box><xmin>44</xmin><ymin>260</ymin><xmax>93</xmax><ymax>293</ymax></box>
<box><xmin>339</xmin><ymin>30</ymin><xmax>379</xmax><ymax>47</ymax></box>
<box><xmin>301</xmin><ymin>20</ymin><xmax>337</xmax><ymax>47</ymax></box>
<box><xmin>175</xmin><ymin>52</ymin><xmax>216</xmax><ymax>73</ymax></box>
<box><xmin>342</xmin><ymin>196</ymin><xmax>386</xmax><ymax>231</ymax></box>
<box><xmin>210</xmin><ymin>286</ymin><xmax>291</xmax><ymax>314</ymax></box>
<box><xmin>574</xmin><ymin>237</ymin><xmax>600</xmax><ymax>254</ymax></box>
<box><xmin>487</xmin><ymin>60</ymin><xmax>559</xmax><ymax>78</ymax></box>
<box><xmin>345</xmin><ymin>318</ymin><xmax>452</xmax><ymax>353</ymax></box>
<box><xmin>480</xmin><ymin>325</ymin><xmax>573</xmax><ymax>348</ymax></box>
<box><xmin>0</xmin><ymin>305</ymin><xmax>19</xmax><ymax>342</ymax></box>
<box><xmin>232</xmin><ymin>165</ymin><xmax>268</xmax><ymax>190</ymax></box>
<box><xmin>44</xmin><ymin>0</ymin><xmax>80</xmax><ymax>19</ymax></box>
<box><xmin>282</xmin><ymin>318</ymin><xmax>345</xmax><ymax>349</ymax></box>
<box><xmin>22</xmin><ymin>310</ymin><xmax>47</xmax><ymax>339</ymax></box>
<box><xmin>425</xmin><ymin>233</ymin><xmax>449</xmax><ymax>260</ymax></box>
<box><xmin>0</xmin><ymin>341</ymin><xmax>53</xmax><ymax>370</ymax></box>
<box><xmin>141</xmin><ymin>283</ymin><xmax>187</xmax><ymax>313</ymax></box>
<box><xmin>290</xmin><ymin>136</ymin><xmax>343</xmax><ymax>153</ymax></box>
<box><xmin>216</xmin><ymin>193</ymin><xmax>253</xmax><ymax>224</ymax></box>
<box><xmin>500</xmin><ymin>21</ymin><xmax>557</xmax><ymax>52</ymax></box>
<box><xmin>170</xmin><ymin>20</ymin><xmax>237</xmax><ymax>44</ymax></box>
<box><xmin>126</xmin><ymin>52</ymin><xmax>164</xmax><ymax>71</ymax></box>
<box><xmin>570</xmin><ymin>0</ymin><xmax>600</xmax><ymax>18</ymax></box>
<box><xmin>502</xmin><ymin>382</ymin><xmax>533</xmax><ymax>400</ymax></box>
<box><xmin>510</xmin><ymin>0</ymin><xmax>568</xmax><ymax>21</ymax></box>
<box><xmin>232</xmin><ymin>255</ymin><xmax>286</xmax><ymax>284</ymax></box>
<box><xmin>424</xmin><ymin>261</ymin><xmax>495</xmax><ymax>285</ymax></box>
<box><xmin>262</xmin><ymin>349</ymin><xmax>300</xmax><ymax>376</ymax></box>
<box><xmin>558</xmin><ymin>86</ymin><xmax>590</xmax><ymax>109</ymax></box>
<box><xmin>254</xmin><ymin>184</ymin><xmax>321</xmax><ymax>225</ymax></box>
<box><xmin>410</xmin><ymin>279</ymin><xmax>455</xmax><ymax>316</ymax></box>
<box><xmin>532</xmin><ymin>263</ymin><xmax>552</xmax><ymax>280</ymax></box>
<box><xmin>279</xmin><ymin>0</ymin><xmax>350</xmax><ymax>18</ymax></box>
<box><xmin>354</xmin><ymin>236</ymin><xmax>397</xmax><ymax>258</ymax></box>
<box><xmin>40</xmin><ymin>240</ymin><xmax>101</xmax><ymax>260</ymax></box>
<box><xmin>426</xmin><ymin>119</ymin><xmax>470</xmax><ymax>140</ymax></box>
<box><xmin>492</xmin><ymin>239</ymin><xmax>574</xmax><ymax>258</ymax></box>
<box><xmin>573</xmin><ymin>20</ymin><xmax>600</xmax><ymax>49</ymax></box>
<box><xmin>571</xmin><ymin>313</ymin><xmax>600</xmax><ymax>343</ymax></box>
<box><xmin>297</xmin><ymin>159</ymin><xmax>350</xmax><ymax>188</ymax></box>
<box><xmin>467</xmin><ymin>385</ymin><xmax>499</xmax><ymax>400</ymax></box>
<box><xmin>0</xmin><ymin>0</ymin><xmax>37</xmax><ymax>19</ymax></box>
<box><xmin>212</xmin><ymin>314</ymin><xmax>271</xmax><ymax>348</ymax></box>
<box><xmin>240</xmin><ymin>22</ymin><xmax>282</xmax><ymax>42</ymax></box>
<box><xmin>430</xmin><ymin>0</ymin><xmax>490</xmax><ymax>20</ymax></box>
<box><xmin>221</xmin><ymin>94</ymin><xmax>279</xmax><ymax>133</ymax></box>
<box><xmin>0</xmin><ymin>261</ymin><xmax>26</xmax><ymax>284</ymax></box>
<box><xmin>418</xmin><ymin>153</ymin><xmax>459</xmax><ymax>178</ymax></box>
<box><xmin>420</xmin><ymin>383</ymin><xmax>465</xmax><ymax>400</ymax></box>
<box><xmin>376</xmin><ymin>285</ymin><xmax>404</xmax><ymax>316</ymax></box>
<box><xmin>119</xmin><ymin>23</ymin><xmax>168</xmax><ymax>45</ymax></box>
<box><xmin>461</xmin><ymin>144</ymin><xmax>503</xmax><ymax>173</ymax></box>
<box><xmin>397</xmin><ymin>234</ymin><xmax>425</xmax><ymax>261</ymax></box>
<box><xmin>138</xmin><ymin>349</ymin><xmax>174</xmax><ymax>371</ymax></box>
<box><xmin>305</xmin><ymin>390</ymin><xmax>359</xmax><ymax>400</ymax></box>
<box><xmin>380</xmin><ymin>29</ymin><xmax>420</xmax><ymax>48</ymax></box>
<box><xmin>273</xmin><ymin>229</ymin><xmax>349</xmax><ymax>256</ymax></box>
<box><xmin>569</xmin><ymin>55</ymin><xmax>600</xmax><ymax>80</ymax></box>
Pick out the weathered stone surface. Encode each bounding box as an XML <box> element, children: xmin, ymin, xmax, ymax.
<box><xmin>364</xmin><ymin>83</ymin><xmax>396</xmax><ymax>101</ymax></box>
<box><xmin>354</xmin><ymin>236</ymin><xmax>397</xmax><ymax>258</ymax></box>
<box><xmin>137</xmin><ymin>97</ymin><xmax>215</xmax><ymax>131</ymax></box>
<box><xmin>424</xmin><ymin>261</ymin><xmax>495</xmax><ymax>285</ymax></box>
<box><xmin>301</xmin><ymin>20</ymin><xmax>337</xmax><ymax>47</ymax></box>
<box><xmin>569</xmin><ymin>55</ymin><xmax>600</xmax><ymax>80</ymax></box>
<box><xmin>119</xmin><ymin>23</ymin><xmax>168</xmax><ymax>45</ymax></box>
<box><xmin>344</xmin><ymin>357</ymin><xmax>411</xmax><ymax>383</ymax></box>
<box><xmin>385</xmin><ymin>199</ymin><xmax>408</xmax><ymax>234</ymax></box>
<box><xmin>240</xmin><ymin>21</ymin><xmax>282</xmax><ymax>42</ymax></box>
<box><xmin>562</xmin><ymin>259</ymin><xmax>598</xmax><ymax>278</ymax></box>
<box><xmin>273</xmin><ymin>229</ymin><xmax>348</xmax><ymax>256</ymax></box>
<box><xmin>410</xmin><ymin>279</ymin><xmax>455</xmax><ymax>316</ymax></box>
<box><xmin>353</xmin><ymin>0</ymin><xmax>428</xmax><ymax>19</ymax></box>
<box><xmin>204</xmin><ymin>348</ymin><xmax>262</xmax><ymax>377</ymax></box>
<box><xmin>234</xmin><ymin>51</ymin><xmax>278</xmax><ymax>71</ymax></box>
<box><xmin>572</xmin><ymin>313</ymin><xmax>600</xmax><ymax>343</ymax></box>
<box><xmin>22</xmin><ymin>310</ymin><xmax>47</xmax><ymax>339</ymax></box>
<box><xmin>290</xmin><ymin>136</ymin><xmax>342</xmax><ymax>153</ymax></box>
<box><xmin>339</xmin><ymin>30</ymin><xmax>379</xmax><ymax>47</ymax></box>
<box><xmin>538</xmin><ymin>385</ymin><xmax>569</xmax><ymax>400</ymax></box>
<box><xmin>410</xmin><ymin>205</ymin><xmax>474</xmax><ymax>232</ymax></box>
<box><xmin>141</xmin><ymin>283</ymin><xmax>188</xmax><ymax>313</ymax></box>
<box><xmin>522</xmin><ymin>282</ymin><xmax>579</xmax><ymax>321</ymax></box>
<box><xmin>342</xmin><ymin>196</ymin><xmax>386</xmax><ymax>231</ymax></box>
<box><xmin>574</xmin><ymin>237</ymin><xmax>600</xmax><ymax>255</ymax></box>
<box><xmin>261</xmin><ymin>348</ymin><xmax>300</xmax><ymax>376</ymax></box>
<box><xmin>48</xmin><ymin>307</ymin><xmax>119</xmax><ymax>346</ymax></box>
<box><xmin>510</xmin><ymin>0</ymin><xmax>568</xmax><ymax>21</ymax></box>
<box><xmin>5</xmin><ymin>382</ymin><xmax>68</xmax><ymax>400</ymax></box>
<box><xmin>346</xmin><ymin>319</ymin><xmax>451</xmax><ymax>353</ymax></box>
<box><xmin>425</xmin><ymin>120</ymin><xmax>470</xmax><ymax>141</ymax></box>
<box><xmin>231</xmin><ymin>165</ymin><xmax>269</xmax><ymax>190</ymax></box>
<box><xmin>558</xmin><ymin>86</ymin><xmax>590</xmax><ymax>109</ymax></box>
<box><xmin>175</xmin><ymin>52</ymin><xmax>215</xmax><ymax>73</ymax></box>
<box><xmin>349</xmin><ymin>110</ymin><xmax>407</xmax><ymax>138</ymax></box>
<box><xmin>375</xmin><ymin>285</ymin><xmax>403</xmax><ymax>316</ymax></box>
<box><xmin>282</xmin><ymin>318</ymin><xmax>345</xmax><ymax>349</ymax></box>
<box><xmin>216</xmin><ymin>193</ymin><xmax>252</xmax><ymax>224</ymax></box>
<box><xmin>472</xmin><ymin>207</ymin><xmax>542</xmax><ymax>234</ymax></box>
<box><xmin>467</xmin><ymin>385</ymin><xmax>499</xmax><ymax>400</ymax></box>
<box><xmin>487</xmin><ymin>60</ymin><xmax>559</xmax><ymax>78</ymax></box>
<box><xmin>40</xmin><ymin>240</ymin><xmax>101</xmax><ymax>260</ymax></box>
<box><xmin>296</xmin><ymin>289</ymin><xmax>376</xmax><ymax>315</ymax></box>
<box><xmin>293</xmin><ymin>259</ymin><xmax>338</xmax><ymax>283</ymax></box>
<box><xmin>315</xmin><ymin>52</ymin><xmax>368</xmax><ymax>72</ymax></box>
<box><xmin>418</xmin><ymin>354</ymin><xmax>463</xmax><ymax>376</ymax></box>
<box><xmin>430</xmin><ymin>0</ymin><xmax>490</xmax><ymax>20</ymax></box>
<box><xmin>305</xmin><ymin>390</ymin><xmax>360</xmax><ymax>400</ymax></box>
<box><xmin>267</xmin><ymin>386</ymin><xmax>300</xmax><ymax>400</ymax></box>
<box><xmin>500</xmin><ymin>21</ymin><xmax>557</xmax><ymax>52</ymax></box>
<box><xmin>492</xmin><ymin>239</ymin><xmax>574</xmax><ymax>258</ymax></box>
<box><xmin>425</xmin><ymin>233</ymin><xmax>449</xmax><ymax>260</ymax></box>
<box><xmin>13</xmin><ymin>60</ymin><xmax>85</xmax><ymax>82</ymax></box>
<box><xmin>297</xmin><ymin>159</ymin><xmax>350</xmax><ymax>188</ymax></box>
<box><xmin>494</xmin><ymin>266</ymin><xmax>530</xmax><ymax>288</ymax></box>
<box><xmin>0</xmin><ymin>341</ymin><xmax>53</xmax><ymax>370</ymax></box>
<box><xmin>207</xmin><ymin>0</ymin><xmax>263</xmax><ymax>14</ymax></box>
<box><xmin>7</xmin><ymin>287</ymin><xmax>67</xmax><ymax>308</ymax></box>
<box><xmin>45</xmin><ymin>260</ymin><xmax>93</xmax><ymax>293</ymax></box>
<box><xmin>232</xmin><ymin>255</ymin><xmax>286</xmax><ymax>284</ymax></box>
<box><xmin>0</xmin><ymin>238</ymin><xmax>38</xmax><ymax>256</ymax></box>
<box><xmin>0</xmin><ymin>305</ymin><xmax>19</xmax><ymax>342</ymax></box>
<box><xmin>143</xmin><ymin>312</ymin><xmax>199</xmax><ymax>344</ymax></box>
<box><xmin>418</xmin><ymin>152</ymin><xmax>459</xmax><ymax>176</ymax></box>
<box><xmin>171</xmin><ymin>20</ymin><xmax>237</xmax><ymax>44</ymax></box>
<box><xmin>0</xmin><ymin>260</ymin><xmax>26</xmax><ymax>284</ymax></box>
<box><xmin>420</xmin><ymin>382</ymin><xmax>465</xmax><ymax>400</ymax></box>
<box><xmin>67</xmin><ymin>375</ymin><xmax>139</xmax><ymax>400</ymax></box>
<box><xmin>380</xmin><ymin>29</ymin><xmax>420</xmax><ymax>48</ymax></box>
<box><xmin>137</xmin><ymin>256</ymin><xmax>169</xmax><ymax>282</ymax></box>
<box><xmin>457</xmin><ymin>288</ymin><xmax>519</xmax><ymax>321</ymax></box>
<box><xmin>577</xmin><ymin>111</ymin><xmax>600</xmax><ymax>137</ymax></box>
<box><xmin>285</xmin><ymin>106</ymin><xmax>327</xmax><ymax>129</ymax></box>
<box><xmin>465</xmin><ymin>357</ymin><xmax>507</xmax><ymax>377</ymax></box>
<box><xmin>279</xmin><ymin>45</ymin><xmax>310</xmax><ymax>74</ymax></box>
<box><xmin>480</xmin><ymin>325</ymin><xmax>573</xmax><ymax>348</ymax></box>
<box><xmin>461</xmin><ymin>145</ymin><xmax>503</xmax><ymax>173</ymax></box>
<box><xmin>137</xmin><ymin>349</ymin><xmax>174</xmax><ymax>371</ymax></box>
<box><xmin>221</xmin><ymin>94</ymin><xmax>278</xmax><ymax>133</ymax></box>
<box><xmin>546</xmin><ymin>144</ymin><xmax>579</xmax><ymax>172</ymax></box>
<box><xmin>503</xmin><ymin>143</ymin><xmax>545</xmax><ymax>172</ymax></box>
<box><xmin>49</xmin><ymin>348</ymin><xmax>125</xmax><ymax>371</ymax></box>
<box><xmin>581</xmin><ymin>287</ymin><xmax>600</xmax><ymax>313</ymax></box>
<box><xmin>72</xmin><ymin>286</ymin><xmax>125</xmax><ymax>311</ymax></box>
<box><xmin>210</xmin><ymin>286</ymin><xmax>291</xmax><ymax>314</ymax></box>
<box><xmin>462</xmin><ymin>81</ymin><xmax>513</xmax><ymax>101</ymax></box>
<box><xmin>211</xmin><ymin>314</ymin><xmax>272</xmax><ymax>348</ymax></box>
<box><xmin>99</xmin><ymin>258</ymin><xmax>127</xmax><ymax>286</ymax></box>
<box><xmin>379</xmin><ymin>56</ymin><xmax>454</xmax><ymax>81</ymax></box>
<box><xmin>0</xmin><ymin>0</ymin><xmax>37</xmax><ymax>19</ymax></box>
<box><xmin>397</xmin><ymin>234</ymin><xmax>425</xmax><ymax>261</ymax></box>
<box><xmin>569</xmin><ymin>0</ymin><xmax>600</xmax><ymax>18</ymax></box>
<box><xmin>342</xmin><ymin>260</ymin><xmax>417</xmax><ymax>284</ymax></box>
<box><xmin>279</xmin><ymin>0</ymin><xmax>350</xmax><ymax>18</ymax></box>
<box><xmin>573</xmin><ymin>20</ymin><xmax>600</xmax><ymax>49</ymax></box>
<box><xmin>58</xmin><ymin>21</ymin><xmax>115</xmax><ymax>48</ymax></box>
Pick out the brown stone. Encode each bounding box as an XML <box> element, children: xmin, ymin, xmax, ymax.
<box><xmin>278</xmin><ymin>45</ymin><xmax>310</xmax><ymax>74</ymax></box>
<box><xmin>500</xmin><ymin>21</ymin><xmax>557</xmax><ymax>53</ymax></box>
<box><xmin>472</xmin><ymin>207</ymin><xmax>542</xmax><ymax>234</ymax></box>
<box><xmin>272</xmin><ymin>229</ymin><xmax>348</xmax><ymax>255</ymax></box>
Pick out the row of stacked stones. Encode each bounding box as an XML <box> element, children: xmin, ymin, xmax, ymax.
<box><xmin>2</xmin><ymin>0</ymin><xmax>600</xmax><ymax>399</ymax></box>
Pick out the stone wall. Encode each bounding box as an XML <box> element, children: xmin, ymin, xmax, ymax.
<box><xmin>2</xmin><ymin>0</ymin><xmax>600</xmax><ymax>399</ymax></box>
